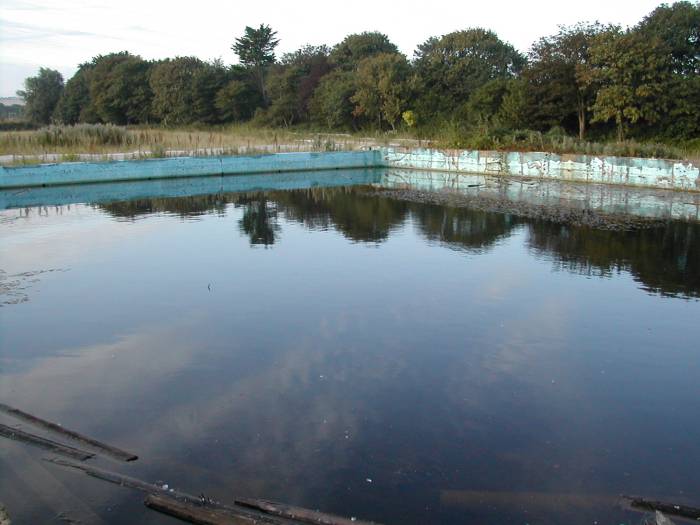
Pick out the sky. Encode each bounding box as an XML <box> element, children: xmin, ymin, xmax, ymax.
<box><xmin>0</xmin><ymin>0</ymin><xmax>666</xmax><ymax>97</ymax></box>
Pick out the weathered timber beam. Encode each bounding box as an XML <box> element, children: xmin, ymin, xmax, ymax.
<box><xmin>0</xmin><ymin>423</ymin><xmax>94</xmax><ymax>461</ymax></box>
<box><xmin>624</xmin><ymin>496</ymin><xmax>700</xmax><ymax>521</ymax></box>
<box><xmin>45</xmin><ymin>458</ymin><xmax>289</xmax><ymax>524</ymax></box>
<box><xmin>236</xmin><ymin>498</ymin><xmax>378</xmax><ymax>525</ymax></box>
<box><xmin>0</xmin><ymin>403</ymin><xmax>137</xmax><ymax>461</ymax></box>
<box><xmin>145</xmin><ymin>495</ymin><xmax>256</xmax><ymax>525</ymax></box>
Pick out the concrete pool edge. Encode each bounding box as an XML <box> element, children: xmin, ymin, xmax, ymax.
<box><xmin>0</xmin><ymin>150</ymin><xmax>385</xmax><ymax>189</ymax></box>
<box><xmin>1</xmin><ymin>147</ymin><xmax>699</xmax><ymax>192</ymax></box>
<box><xmin>382</xmin><ymin>148</ymin><xmax>700</xmax><ymax>192</ymax></box>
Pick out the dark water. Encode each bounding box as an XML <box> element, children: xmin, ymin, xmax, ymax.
<box><xmin>1</xmin><ymin>176</ymin><xmax>699</xmax><ymax>525</ymax></box>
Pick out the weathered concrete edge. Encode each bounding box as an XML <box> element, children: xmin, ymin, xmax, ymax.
<box><xmin>0</xmin><ymin>150</ymin><xmax>385</xmax><ymax>189</ymax></box>
<box><xmin>383</xmin><ymin>148</ymin><xmax>700</xmax><ymax>193</ymax></box>
<box><xmin>2</xmin><ymin>148</ymin><xmax>700</xmax><ymax>193</ymax></box>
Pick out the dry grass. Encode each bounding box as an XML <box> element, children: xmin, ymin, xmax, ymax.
<box><xmin>0</xmin><ymin>124</ymin><xmax>406</xmax><ymax>165</ymax></box>
<box><xmin>1</xmin><ymin>123</ymin><xmax>697</xmax><ymax>165</ymax></box>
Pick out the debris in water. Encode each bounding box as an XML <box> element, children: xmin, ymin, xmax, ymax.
<box><xmin>623</xmin><ymin>495</ymin><xmax>700</xmax><ymax>521</ymax></box>
<box><xmin>0</xmin><ymin>403</ymin><xmax>138</xmax><ymax>461</ymax></box>
<box><xmin>654</xmin><ymin>511</ymin><xmax>676</xmax><ymax>525</ymax></box>
<box><xmin>0</xmin><ymin>423</ymin><xmax>94</xmax><ymax>461</ymax></box>
<box><xmin>47</xmin><ymin>457</ymin><xmax>381</xmax><ymax>524</ymax></box>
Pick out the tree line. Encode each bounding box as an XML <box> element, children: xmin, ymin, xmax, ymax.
<box><xmin>16</xmin><ymin>2</ymin><xmax>700</xmax><ymax>142</ymax></box>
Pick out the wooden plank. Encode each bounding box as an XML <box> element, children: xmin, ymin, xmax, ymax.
<box><xmin>0</xmin><ymin>424</ymin><xmax>94</xmax><ymax>461</ymax></box>
<box><xmin>44</xmin><ymin>458</ymin><xmax>288</xmax><ymax>524</ymax></box>
<box><xmin>145</xmin><ymin>495</ymin><xmax>256</xmax><ymax>525</ymax></box>
<box><xmin>0</xmin><ymin>403</ymin><xmax>137</xmax><ymax>461</ymax></box>
<box><xmin>0</xmin><ymin>446</ymin><xmax>108</xmax><ymax>525</ymax></box>
<box><xmin>624</xmin><ymin>496</ymin><xmax>700</xmax><ymax>521</ymax></box>
<box><xmin>236</xmin><ymin>498</ymin><xmax>378</xmax><ymax>525</ymax></box>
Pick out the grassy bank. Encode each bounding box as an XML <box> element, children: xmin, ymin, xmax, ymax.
<box><xmin>0</xmin><ymin>125</ymin><xmax>373</xmax><ymax>163</ymax></box>
<box><xmin>1</xmin><ymin>124</ymin><xmax>698</xmax><ymax>165</ymax></box>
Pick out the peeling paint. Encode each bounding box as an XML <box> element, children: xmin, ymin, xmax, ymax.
<box><xmin>385</xmin><ymin>148</ymin><xmax>700</xmax><ymax>192</ymax></box>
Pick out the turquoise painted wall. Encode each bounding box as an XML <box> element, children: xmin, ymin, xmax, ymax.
<box><xmin>0</xmin><ymin>169</ymin><xmax>383</xmax><ymax>209</ymax></box>
<box><xmin>0</xmin><ymin>150</ymin><xmax>384</xmax><ymax>189</ymax></box>
<box><xmin>1</xmin><ymin>148</ymin><xmax>698</xmax><ymax>193</ymax></box>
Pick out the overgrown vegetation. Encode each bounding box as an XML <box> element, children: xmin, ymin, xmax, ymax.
<box><xmin>0</xmin><ymin>124</ymin><xmax>396</xmax><ymax>160</ymax></box>
<box><xmin>8</xmin><ymin>3</ymin><xmax>700</xmax><ymax>159</ymax></box>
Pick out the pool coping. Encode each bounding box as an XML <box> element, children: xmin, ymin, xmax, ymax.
<box><xmin>1</xmin><ymin>148</ymin><xmax>699</xmax><ymax>193</ymax></box>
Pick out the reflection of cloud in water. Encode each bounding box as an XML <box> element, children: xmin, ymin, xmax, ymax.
<box><xmin>0</xmin><ymin>318</ymin><xmax>393</xmax><ymax>515</ymax></box>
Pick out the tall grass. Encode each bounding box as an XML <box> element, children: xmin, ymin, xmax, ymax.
<box><xmin>430</xmin><ymin>124</ymin><xmax>700</xmax><ymax>162</ymax></box>
<box><xmin>0</xmin><ymin>124</ymin><xmax>366</xmax><ymax>161</ymax></box>
<box><xmin>1</xmin><ymin>123</ymin><xmax>698</xmax><ymax>164</ymax></box>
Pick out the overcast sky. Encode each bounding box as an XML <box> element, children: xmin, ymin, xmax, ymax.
<box><xmin>1</xmin><ymin>0</ymin><xmax>666</xmax><ymax>97</ymax></box>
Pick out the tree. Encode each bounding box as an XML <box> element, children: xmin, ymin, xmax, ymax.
<box><xmin>54</xmin><ymin>62</ymin><xmax>95</xmax><ymax>124</ymax></box>
<box><xmin>191</xmin><ymin>60</ymin><xmax>230</xmax><ymax>125</ymax></box>
<box><xmin>413</xmin><ymin>29</ymin><xmax>525</xmax><ymax>118</ymax></box>
<box><xmin>583</xmin><ymin>29</ymin><xmax>673</xmax><ymax>141</ymax></box>
<box><xmin>232</xmin><ymin>24</ymin><xmax>279</xmax><ymax>103</ymax></box>
<box><xmin>523</xmin><ymin>23</ymin><xmax>605</xmax><ymax>139</ymax></box>
<box><xmin>330</xmin><ymin>32</ymin><xmax>398</xmax><ymax>70</ymax></box>
<box><xmin>637</xmin><ymin>1</ymin><xmax>700</xmax><ymax>75</ymax></box>
<box><xmin>351</xmin><ymin>53</ymin><xmax>411</xmax><ymax>130</ymax></box>
<box><xmin>215</xmin><ymin>79</ymin><xmax>261</xmax><ymax>122</ymax></box>
<box><xmin>308</xmin><ymin>70</ymin><xmax>357</xmax><ymax>130</ymax></box>
<box><xmin>150</xmin><ymin>58</ymin><xmax>232</xmax><ymax>125</ymax></box>
<box><xmin>17</xmin><ymin>68</ymin><xmax>64</xmax><ymax>124</ymax></box>
<box><xmin>262</xmin><ymin>45</ymin><xmax>332</xmax><ymax>126</ymax></box>
<box><xmin>89</xmin><ymin>52</ymin><xmax>153</xmax><ymax>124</ymax></box>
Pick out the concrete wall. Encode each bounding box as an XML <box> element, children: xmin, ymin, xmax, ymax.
<box><xmin>0</xmin><ymin>169</ymin><xmax>383</xmax><ymax>210</ymax></box>
<box><xmin>383</xmin><ymin>148</ymin><xmax>700</xmax><ymax>192</ymax></box>
<box><xmin>378</xmin><ymin>169</ymin><xmax>700</xmax><ymax>221</ymax></box>
<box><xmin>2</xmin><ymin>148</ymin><xmax>699</xmax><ymax>193</ymax></box>
<box><xmin>0</xmin><ymin>150</ymin><xmax>384</xmax><ymax>189</ymax></box>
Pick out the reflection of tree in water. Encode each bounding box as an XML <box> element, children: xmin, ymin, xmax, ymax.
<box><xmin>235</xmin><ymin>194</ymin><xmax>279</xmax><ymax>247</ymax></box>
<box><xmin>272</xmin><ymin>187</ymin><xmax>408</xmax><ymax>243</ymax></box>
<box><xmin>409</xmin><ymin>203</ymin><xmax>522</xmax><ymax>252</ymax></box>
<box><xmin>97</xmin><ymin>194</ymin><xmax>228</xmax><ymax>219</ymax></box>
<box><xmin>95</xmin><ymin>187</ymin><xmax>699</xmax><ymax>298</ymax></box>
<box><xmin>526</xmin><ymin>220</ymin><xmax>700</xmax><ymax>299</ymax></box>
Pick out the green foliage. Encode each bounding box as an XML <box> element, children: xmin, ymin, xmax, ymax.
<box><xmin>523</xmin><ymin>23</ymin><xmax>606</xmax><ymax>139</ymax></box>
<box><xmin>89</xmin><ymin>52</ymin><xmax>153</xmax><ymax>125</ymax></box>
<box><xmin>330</xmin><ymin>32</ymin><xmax>398</xmax><ymax>70</ymax></box>
<box><xmin>413</xmin><ymin>29</ymin><xmax>525</xmax><ymax>117</ymax></box>
<box><xmin>149</xmin><ymin>57</ymin><xmax>230</xmax><ymax>125</ymax></box>
<box><xmin>308</xmin><ymin>70</ymin><xmax>357</xmax><ymax>130</ymax></box>
<box><xmin>17</xmin><ymin>68</ymin><xmax>64</xmax><ymax>124</ymax></box>
<box><xmin>351</xmin><ymin>53</ymin><xmax>411</xmax><ymax>130</ymax></box>
<box><xmin>402</xmin><ymin>110</ymin><xmax>417</xmax><ymax>128</ymax></box>
<box><xmin>0</xmin><ymin>103</ymin><xmax>24</xmax><ymax>120</ymax></box>
<box><xmin>24</xmin><ymin>5</ymin><xmax>700</xmax><ymax>148</ymax></box>
<box><xmin>636</xmin><ymin>1</ymin><xmax>700</xmax><ymax>75</ymax></box>
<box><xmin>260</xmin><ymin>45</ymin><xmax>332</xmax><ymax>127</ymax></box>
<box><xmin>215</xmin><ymin>80</ymin><xmax>261</xmax><ymax>122</ymax></box>
<box><xmin>584</xmin><ymin>29</ymin><xmax>673</xmax><ymax>140</ymax></box>
<box><xmin>232</xmin><ymin>24</ymin><xmax>279</xmax><ymax>102</ymax></box>
<box><xmin>53</xmin><ymin>63</ymin><xmax>95</xmax><ymax>124</ymax></box>
<box><xmin>150</xmin><ymin>57</ymin><xmax>203</xmax><ymax>124</ymax></box>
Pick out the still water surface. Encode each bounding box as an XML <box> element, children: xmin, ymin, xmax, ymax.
<box><xmin>0</xmin><ymin>176</ymin><xmax>699</xmax><ymax>524</ymax></box>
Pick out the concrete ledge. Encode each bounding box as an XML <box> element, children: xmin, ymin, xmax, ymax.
<box><xmin>384</xmin><ymin>148</ymin><xmax>700</xmax><ymax>192</ymax></box>
<box><xmin>378</xmin><ymin>169</ymin><xmax>700</xmax><ymax>222</ymax></box>
<box><xmin>0</xmin><ymin>169</ymin><xmax>384</xmax><ymax>209</ymax></box>
<box><xmin>2</xmin><ymin>148</ymin><xmax>699</xmax><ymax>193</ymax></box>
<box><xmin>0</xmin><ymin>150</ymin><xmax>384</xmax><ymax>189</ymax></box>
